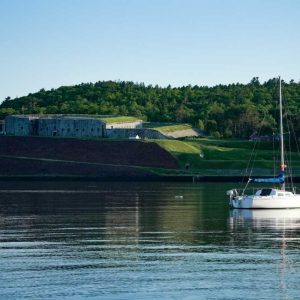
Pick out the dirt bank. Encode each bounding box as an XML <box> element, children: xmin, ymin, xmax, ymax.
<box><xmin>0</xmin><ymin>136</ymin><xmax>178</xmax><ymax>179</ymax></box>
<box><xmin>0</xmin><ymin>136</ymin><xmax>178</xmax><ymax>169</ymax></box>
<box><xmin>0</xmin><ymin>157</ymin><xmax>160</xmax><ymax>179</ymax></box>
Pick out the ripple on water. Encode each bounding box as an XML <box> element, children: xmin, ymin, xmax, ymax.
<box><xmin>0</xmin><ymin>182</ymin><xmax>300</xmax><ymax>299</ymax></box>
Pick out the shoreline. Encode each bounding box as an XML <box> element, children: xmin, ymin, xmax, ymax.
<box><xmin>1</xmin><ymin>175</ymin><xmax>300</xmax><ymax>183</ymax></box>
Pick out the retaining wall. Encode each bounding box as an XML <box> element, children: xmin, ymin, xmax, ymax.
<box><xmin>105</xmin><ymin>128</ymin><xmax>169</xmax><ymax>139</ymax></box>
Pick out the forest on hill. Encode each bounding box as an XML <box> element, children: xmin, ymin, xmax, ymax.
<box><xmin>1</xmin><ymin>77</ymin><xmax>300</xmax><ymax>138</ymax></box>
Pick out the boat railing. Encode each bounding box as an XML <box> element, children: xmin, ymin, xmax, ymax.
<box><xmin>235</xmin><ymin>187</ymin><xmax>260</xmax><ymax>196</ymax></box>
<box><xmin>236</xmin><ymin>186</ymin><xmax>299</xmax><ymax>196</ymax></box>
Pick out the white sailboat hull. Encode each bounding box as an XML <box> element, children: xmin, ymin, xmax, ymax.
<box><xmin>230</xmin><ymin>194</ymin><xmax>300</xmax><ymax>209</ymax></box>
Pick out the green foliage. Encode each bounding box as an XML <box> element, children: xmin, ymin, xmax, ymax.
<box><xmin>2</xmin><ymin>78</ymin><xmax>300</xmax><ymax>138</ymax></box>
<box><xmin>0</xmin><ymin>107</ymin><xmax>16</xmax><ymax>119</ymax></box>
<box><xmin>196</xmin><ymin>119</ymin><xmax>205</xmax><ymax>130</ymax></box>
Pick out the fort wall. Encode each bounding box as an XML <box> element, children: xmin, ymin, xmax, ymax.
<box><xmin>105</xmin><ymin>128</ymin><xmax>169</xmax><ymax>139</ymax></box>
<box><xmin>38</xmin><ymin>117</ymin><xmax>103</xmax><ymax>138</ymax></box>
<box><xmin>4</xmin><ymin>115</ymin><xmax>177</xmax><ymax>140</ymax></box>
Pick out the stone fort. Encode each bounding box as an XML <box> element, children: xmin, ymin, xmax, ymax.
<box><xmin>4</xmin><ymin>115</ymin><xmax>168</xmax><ymax>139</ymax></box>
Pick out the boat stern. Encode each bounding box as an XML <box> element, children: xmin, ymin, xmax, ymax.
<box><xmin>228</xmin><ymin>194</ymin><xmax>254</xmax><ymax>209</ymax></box>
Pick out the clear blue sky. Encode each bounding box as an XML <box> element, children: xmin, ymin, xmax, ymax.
<box><xmin>1</xmin><ymin>0</ymin><xmax>300</xmax><ymax>101</ymax></box>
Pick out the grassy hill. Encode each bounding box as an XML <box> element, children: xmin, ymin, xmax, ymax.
<box><xmin>153</xmin><ymin>138</ymin><xmax>300</xmax><ymax>176</ymax></box>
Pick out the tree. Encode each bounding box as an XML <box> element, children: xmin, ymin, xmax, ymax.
<box><xmin>1</xmin><ymin>79</ymin><xmax>300</xmax><ymax>139</ymax></box>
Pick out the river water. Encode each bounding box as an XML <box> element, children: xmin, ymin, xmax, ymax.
<box><xmin>0</xmin><ymin>181</ymin><xmax>300</xmax><ymax>299</ymax></box>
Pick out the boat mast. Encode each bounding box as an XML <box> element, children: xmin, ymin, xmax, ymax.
<box><xmin>279</xmin><ymin>76</ymin><xmax>285</xmax><ymax>190</ymax></box>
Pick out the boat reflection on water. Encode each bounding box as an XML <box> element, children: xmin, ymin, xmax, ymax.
<box><xmin>229</xmin><ymin>208</ymin><xmax>300</xmax><ymax>231</ymax></box>
<box><xmin>229</xmin><ymin>209</ymin><xmax>300</xmax><ymax>296</ymax></box>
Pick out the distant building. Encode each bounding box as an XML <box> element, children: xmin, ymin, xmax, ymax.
<box><xmin>4</xmin><ymin>115</ymin><xmax>143</xmax><ymax>139</ymax></box>
<box><xmin>38</xmin><ymin>115</ymin><xmax>104</xmax><ymax>138</ymax></box>
<box><xmin>5</xmin><ymin>115</ymin><xmax>39</xmax><ymax>136</ymax></box>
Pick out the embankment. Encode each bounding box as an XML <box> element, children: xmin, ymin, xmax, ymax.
<box><xmin>0</xmin><ymin>136</ymin><xmax>178</xmax><ymax>179</ymax></box>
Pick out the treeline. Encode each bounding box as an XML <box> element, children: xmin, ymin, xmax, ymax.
<box><xmin>1</xmin><ymin>77</ymin><xmax>300</xmax><ymax>138</ymax></box>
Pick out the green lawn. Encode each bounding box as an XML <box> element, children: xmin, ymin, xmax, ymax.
<box><xmin>155</xmin><ymin>139</ymin><xmax>199</xmax><ymax>154</ymax></box>
<box><xmin>153</xmin><ymin>124</ymin><xmax>193</xmax><ymax>133</ymax></box>
<box><xmin>99</xmin><ymin>116</ymin><xmax>141</xmax><ymax>123</ymax></box>
<box><xmin>144</xmin><ymin>122</ymin><xmax>193</xmax><ymax>132</ymax></box>
<box><xmin>152</xmin><ymin>138</ymin><xmax>300</xmax><ymax>176</ymax></box>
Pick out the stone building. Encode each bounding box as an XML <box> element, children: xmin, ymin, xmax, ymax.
<box><xmin>4</xmin><ymin>115</ymin><xmax>202</xmax><ymax>140</ymax></box>
<box><xmin>4</xmin><ymin>115</ymin><xmax>145</xmax><ymax>139</ymax></box>
<box><xmin>5</xmin><ymin>115</ymin><xmax>39</xmax><ymax>136</ymax></box>
<box><xmin>38</xmin><ymin>116</ymin><xmax>104</xmax><ymax>138</ymax></box>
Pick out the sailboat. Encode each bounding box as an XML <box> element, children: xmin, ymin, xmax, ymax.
<box><xmin>227</xmin><ymin>77</ymin><xmax>300</xmax><ymax>209</ymax></box>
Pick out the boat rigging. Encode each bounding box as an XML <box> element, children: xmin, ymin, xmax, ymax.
<box><xmin>227</xmin><ymin>77</ymin><xmax>300</xmax><ymax>209</ymax></box>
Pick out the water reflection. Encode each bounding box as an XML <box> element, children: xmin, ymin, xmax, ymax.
<box><xmin>229</xmin><ymin>209</ymin><xmax>300</xmax><ymax>299</ymax></box>
<box><xmin>1</xmin><ymin>182</ymin><xmax>300</xmax><ymax>299</ymax></box>
<box><xmin>229</xmin><ymin>208</ymin><xmax>300</xmax><ymax>231</ymax></box>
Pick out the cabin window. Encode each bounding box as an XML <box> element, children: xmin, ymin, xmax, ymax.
<box><xmin>260</xmin><ymin>189</ymin><xmax>272</xmax><ymax>196</ymax></box>
<box><xmin>91</xmin><ymin>128</ymin><xmax>94</xmax><ymax>132</ymax></box>
<box><xmin>278</xmin><ymin>193</ymin><xmax>284</xmax><ymax>196</ymax></box>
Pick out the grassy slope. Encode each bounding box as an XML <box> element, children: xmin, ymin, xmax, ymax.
<box><xmin>152</xmin><ymin>124</ymin><xmax>193</xmax><ymax>133</ymax></box>
<box><xmin>153</xmin><ymin>138</ymin><xmax>300</xmax><ymax>176</ymax></box>
<box><xmin>99</xmin><ymin>116</ymin><xmax>141</xmax><ymax>123</ymax></box>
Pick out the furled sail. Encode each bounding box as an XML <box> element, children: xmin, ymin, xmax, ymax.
<box><xmin>250</xmin><ymin>172</ymin><xmax>284</xmax><ymax>183</ymax></box>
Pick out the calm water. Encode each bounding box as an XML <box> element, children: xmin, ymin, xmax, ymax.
<box><xmin>0</xmin><ymin>181</ymin><xmax>300</xmax><ymax>300</ymax></box>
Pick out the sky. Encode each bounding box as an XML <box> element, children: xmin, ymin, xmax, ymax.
<box><xmin>1</xmin><ymin>0</ymin><xmax>300</xmax><ymax>101</ymax></box>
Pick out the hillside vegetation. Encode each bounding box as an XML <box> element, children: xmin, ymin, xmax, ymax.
<box><xmin>2</xmin><ymin>78</ymin><xmax>300</xmax><ymax>138</ymax></box>
<box><xmin>154</xmin><ymin>138</ymin><xmax>300</xmax><ymax>176</ymax></box>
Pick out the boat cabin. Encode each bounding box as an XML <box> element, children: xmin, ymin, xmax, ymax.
<box><xmin>255</xmin><ymin>188</ymin><xmax>293</xmax><ymax>197</ymax></box>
